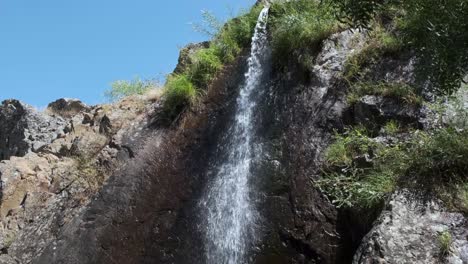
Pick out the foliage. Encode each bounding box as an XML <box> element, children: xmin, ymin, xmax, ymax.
<box><xmin>326</xmin><ymin>0</ymin><xmax>390</xmax><ymax>29</ymax></box>
<box><xmin>404</xmin><ymin>128</ymin><xmax>468</xmax><ymax>187</ymax></box>
<box><xmin>162</xmin><ymin>74</ymin><xmax>197</xmax><ymax>121</ymax></box>
<box><xmin>187</xmin><ymin>48</ymin><xmax>223</xmax><ymax>89</ymax></box>
<box><xmin>318</xmin><ymin>128</ymin><xmax>400</xmax><ymax>208</ymax></box>
<box><xmin>383</xmin><ymin>120</ymin><xmax>400</xmax><ymax>135</ymax></box>
<box><xmin>269</xmin><ymin>0</ymin><xmax>340</xmax><ymax>69</ymax></box>
<box><xmin>347</xmin><ymin>82</ymin><xmax>423</xmax><ymax>105</ymax></box>
<box><xmin>399</xmin><ymin>0</ymin><xmax>468</xmax><ymax>95</ymax></box>
<box><xmin>343</xmin><ymin>24</ymin><xmax>403</xmax><ymax>81</ymax></box>
<box><xmin>317</xmin><ymin>125</ymin><xmax>468</xmax><ymax>210</ymax></box>
<box><xmin>198</xmin><ymin>6</ymin><xmax>262</xmax><ymax>64</ymax></box>
<box><xmin>330</xmin><ymin>0</ymin><xmax>468</xmax><ymax>95</ymax></box>
<box><xmin>438</xmin><ymin>230</ymin><xmax>452</xmax><ymax>256</ymax></box>
<box><xmin>104</xmin><ymin>78</ymin><xmax>156</xmax><ymax>102</ymax></box>
<box><xmin>161</xmin><ymin>6</ymin><xmax>261</xmax><ymax>122</ymax></box>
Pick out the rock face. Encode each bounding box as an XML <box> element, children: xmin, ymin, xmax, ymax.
<box><xmin>249</xmin><ymin>29</ymin><xmax>367</xmax><ymax>263</ymax></box>
<box><xmin>354</xmin><ymin>191</ymin><xmax>468</xmax><ymax>264</ymax></box>
<box><xmin>0</xmin><ymin>94</ymin><xmax>158</xmax><ymax>263</ymax></box>
<box><xmin>0</xmin><ymin>100</ymin><xmax>67</xmax><ymax>160</ymax></box>
<box><xmin>0</xmin><ymin>27</ymin><xmax>465</xmax><ymax>264</ymax></box>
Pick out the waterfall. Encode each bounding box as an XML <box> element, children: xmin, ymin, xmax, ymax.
<box><xmin>200</xmin><ymin>6</ymin><xmax>270</xmax><ymax>264</ymax></box>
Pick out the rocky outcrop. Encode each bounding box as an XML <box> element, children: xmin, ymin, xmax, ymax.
<box><xmin>0</xmin><ymin>100</ymin><xmax>67</xmax><ymax>160</ymax></box>
<box><xmin>354</xmin><ymin>191</ymin><xmax>468</xmax><ymax>264</ymax></box>
<box><xmin>47</xmin><ymin>98</ymin><xmax>90</xmax><ymax>118</ymax></box>
<box><xmin>173</xmin><ymin>42</ymin><xmax>210</xmax><ymax>74</ymax></box>
<box><xmin>0</xmin><ymin>94</ymin><xmax>158</xmax><ymax>263</ymax></box>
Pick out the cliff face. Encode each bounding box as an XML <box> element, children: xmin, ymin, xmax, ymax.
<box><xmin>0</xmin><ymin>28</ymin><xmax>466</xmax><ymax>264</ymax></box>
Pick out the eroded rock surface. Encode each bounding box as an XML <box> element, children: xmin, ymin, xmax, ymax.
<box><xmin>354</xmin><ymin>191</ymin><xmax>468</xmax><ymax>264</ymax></box>
<box><xmin>0</xmin><ymin>100</ymin><xmax>67</xmax><ymax>160</ymax></box>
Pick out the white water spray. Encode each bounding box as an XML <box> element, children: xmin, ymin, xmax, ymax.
<box><xmin>200</xmin><ymin>6</ymin><xmax>270</xmax><ymax>264</ymax></box>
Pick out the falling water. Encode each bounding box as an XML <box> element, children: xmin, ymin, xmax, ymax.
<box><xmin>200</xmin><ymin>6</ymin><xmax>270</xmax><ymax>264</ymax></box>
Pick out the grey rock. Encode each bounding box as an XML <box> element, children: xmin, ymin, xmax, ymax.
<box><xmin>353</xmin><ymin>190</ymin><xmax>468</xmax><ymax>264</ymax></box>
<box><xmin>0</xmin><ymin>100</ymin><xmax>67</xmax><ymax>160</ymax></box>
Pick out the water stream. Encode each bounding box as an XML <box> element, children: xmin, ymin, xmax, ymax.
<box><xmin>200</xmin><ymin>6</ymin><xmax>270</xmax><ymax>264</ymax></box>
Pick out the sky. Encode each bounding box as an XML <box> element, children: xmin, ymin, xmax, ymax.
<box><xmin>0</xmin><ymin>0</ymin><xmax>256</xmax><ymax>107</ymax></box>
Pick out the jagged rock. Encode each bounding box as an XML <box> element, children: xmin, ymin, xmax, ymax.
<box><xmin>47</xmin><ymin>98</ymin><xmax>90</xmax><ymax>118</ymax></box>
<box><xmin>0</xmin><ymin>100</ymin><xmax>67</xmax><ymax>160</ymax></box>
<box><xmin>350</xmin><ymin>95</ymin><xmax>421</xmax><ymax>132</ymax></box>
<box><xmin>353</xmin><ymin>190</ymin><xmax>468</xmax><ymax>264</ymax></box>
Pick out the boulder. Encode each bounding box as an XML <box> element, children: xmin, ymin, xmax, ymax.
<box><xmin>47</xmin><ymin>98</ymin><xmax>90</xmax><ymax>118</ymax></box>
<box><xmin>353</xmin><ymin>190</ymin><xmax>468</xmax><ymax>264</ymax></box>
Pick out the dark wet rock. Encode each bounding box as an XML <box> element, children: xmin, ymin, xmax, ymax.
<box><xmin>47</xmin><ymin>98</ymin><xmax>90</xmax><ymax>118</ymax></box>
<box><xmin>348</xmin><ymin>95</ymin><xmax>422</xmax><ymax>132</ymax></box>
<box><xmin>0</xmin><ymin>99</ymin><xmax>67</xmax><ymax>160</ymax></box>
<box><xmin>251</xmin><ymin>29</ymin><xmax>367</xmax><ymax>263</ymax></box>
<box><xmin>99</xmin><ymin>115</ymin><xmax>112</xmax><ymax>135</ymax></box>
<box><xmin>353</xmin><ymin>190</ymin><xmax>468</xmax><ymax>264</ymax></box>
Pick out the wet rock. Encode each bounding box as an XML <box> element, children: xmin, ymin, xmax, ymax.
<box><xmin>0</xmin><ymin>100</ymin><xmax>67</xmax><ymax>160</ymax></box>
<box><xmin>99</xmin><ymin>115</ymin><xmax>112</xmax><ymax>135</ymax></box>
<box><xmin>350</xmin><ymin>95</ymin><xmax>421</xmax><ymax>132</ymax></box>
<box><xmin>47</xmin><ymin>98</ymin><xmax>90</xmax><ymax>118</ymax></box>
<box><xmin>354</xmin><ymin>190</ymin><xmax>468</xmax><ymax>264</ymax></box>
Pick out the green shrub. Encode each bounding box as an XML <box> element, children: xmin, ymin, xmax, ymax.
<box><xmin>331</xmin><ymin>0</ymin><xmax>468</xmax><ymax>95</ymax></box>
<box><xmin>324</xmin><ymin>128</ymin><xmax>378</xmax><ymax>168</ymax></box>
<box><xmin>347</xmin><ymin>82</ymin><xmax>422</xmax><ymax>105</ymax></box>
<box><xmin>404</xmin><ymin>129</ymin><xmax>468</xmax><ymax>187</ymax></box>
<box><xmin>104</xmin><ymin>78</ymin><xmax>156</xmax><ymax>102</ymax></box>
<box><xmin>383</xmin><ymin>120</ymin><xmax>400</xmax><ymax>135</ymax></box>
<box><xmin>187</xmin><ymin>47</ymin><xmax>223</xmax><ymax>89</ymax></box>
<box><xmin>269</xmin><ymin>0</ymin><xmax>340</xmax><ymax>68</ymax></box>
<box><xmin>162</xmin><ymin>75</ymin><xmax>197</xmax><ymax>120</ymax></box>
<box><xmin>199</xmin><ymin>6</ymin><xmax>262</xmax><ymax>64</ymax></box>
<box><xmin>318</xmin><ymin>128</ymin><xmax>400</xmax><ymax>208</ymax></box>
<box><xmin>318</xmin><ymin>126</ymin><xmax>468</xmax><ymax>210</ymax></box>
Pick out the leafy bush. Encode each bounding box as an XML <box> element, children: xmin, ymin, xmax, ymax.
<box><xmin>269</xmin><ymin>0</ymin><xmax>340</xmax><ymax>68</ymax></box>
<box><xmin>162</xmin><ymin>75</ymin><xmax>197</xmax><ymax>120</ymax></box>
<box><xmin>318</xmin><ymin>126</ymin><xmax>468</xmax><ymax>211</ymax></box>
<box><xmin>318</xmin><ymin>128</ymin><xmax>400</xmax><ymax>208</ymax></box>
<box><xmin>331</xmin><ymin>0</ymin><xmax>468</xmax><ymax>95</ymax></box>
<box><xmin>104</xmin><ymin>78</ymin><xmax>156</xmax><ymax>102</ymax></box>
<box><xmin>404</xmin><ymin>128</ymin><xmax>468</xmax><ymax>187</ymax></box>
<box><xmin>212</xmin><ymin>5</ymin><xmax>262</xmax><ymax>63</ymax></box>
<box><xmin>347</xmin><ymin>82</ymin><xmax>422</xmax><ymax>105</ymax></box>
<box><xmin>187</xmin><ymin>48</ymin><xmax>223</xmax><ymax>89</ymax></box>
<box><xmin>160</xmin><ymin>6</ymin><xmax>261</xmax><ymax>123</ymax></box>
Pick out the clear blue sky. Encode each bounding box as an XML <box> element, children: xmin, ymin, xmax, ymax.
<box><xmin>0</xmin><ymin>0</ymin><xmax>256</xmax><ymax>107</ymax></box>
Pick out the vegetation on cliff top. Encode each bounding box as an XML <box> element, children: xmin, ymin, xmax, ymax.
<box><xmin>161</xmin><ymin>5</ymin><xmax>262</xmax><ymax>123</ymax></box>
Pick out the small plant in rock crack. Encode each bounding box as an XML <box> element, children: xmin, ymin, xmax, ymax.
<box><xmin>438</xmin><ymin>230</ymin><xmax>452</xmax><ymax>257</ymax></box>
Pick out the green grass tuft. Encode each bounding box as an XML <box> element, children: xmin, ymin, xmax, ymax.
<box><xmin>104</xmin><ymin>78</ymin><xmax>156</xmax><ymax>102</ymax></box>
<box><xmin>347</xmin><ymin>82</ymin><xmax>423</xmax><ymax>105</ymax></box>
<box><xmin>438</xmin><ymin>231</ymin><xmax>452</xmax><ymax>257</ymax></box>
<box><xmin>162</xmin><ymin>75</ymin><xmax>198</xmax><ymax>121</ymax></box>
<box><xmin>269</xmin><ymin>0</ymin><xmax>340</xmax><ymax>70</ymax></box>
